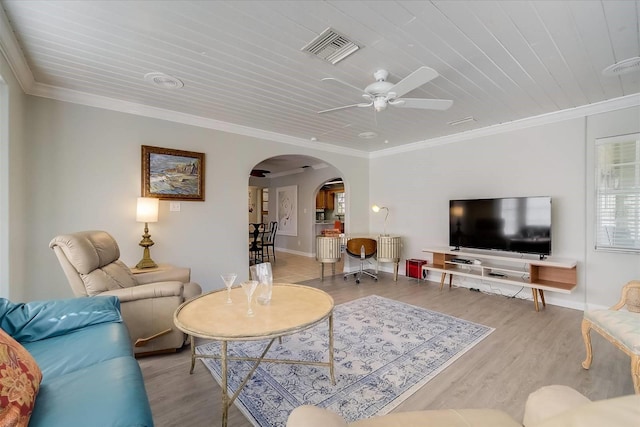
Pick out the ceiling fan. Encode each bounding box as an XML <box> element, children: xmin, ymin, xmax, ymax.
<box><xmin>318</xmin><ymin>66</ymin><xmax>453</xmax><ymax>114</ymax></box>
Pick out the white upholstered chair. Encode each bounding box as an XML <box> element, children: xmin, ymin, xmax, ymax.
<box><xmin>581</xmin><ymin>280</ymin><xmax>640</xmax><ymax>394</ymax></box>
<box><xmin>49</xmin><ymin>230</ymin><xmax>202</xmax><ymax>356</ymax></box>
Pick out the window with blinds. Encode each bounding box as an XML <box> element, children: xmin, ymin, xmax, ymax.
<box><xmin>335</xmin><ymin>192</ymin><xmax>345</xmax><ymax>215</ymax></box>
<box><xmin>595</xmin><ymin>133</ymin><xmax>640</xmax><ymax>252</ymax></box>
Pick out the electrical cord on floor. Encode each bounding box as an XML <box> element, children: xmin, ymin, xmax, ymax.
<box><xmin>510</xmin><ymin>286</ymin><xmax>525</xmax><ymax>299</ymax></box>
<box><xmin>484</xmin><ymin>282</ymin><xmax>531</xmax><ymax>301</ymax></box>
<box><xmin>440</xmin><ymin>276</ymin><xmax>531</xmax><ymax>301</ymax></box>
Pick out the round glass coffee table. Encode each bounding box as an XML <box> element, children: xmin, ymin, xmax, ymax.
<box><xmin>174</xmin><ymin>283</ymin><xmax>335</xmax><ymax>427</ymax></box>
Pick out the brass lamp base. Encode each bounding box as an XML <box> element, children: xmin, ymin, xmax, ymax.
<box><xmin>136</xmin><ymin>247</ymin><xmax>158</xmax><ymax>269</ymax></box>
<box><xmin>136</xmin><ymin>222</ymin><xmax>158</xmax><ymax>269</ymax></box>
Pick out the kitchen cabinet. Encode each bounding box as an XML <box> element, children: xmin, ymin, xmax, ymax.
<box><xmin>317</xmin><ymin>186</ymin><xmax>344</xmax><ymax>210</ymax></box>
<box><xmin>326</xmin><ymin>191</ymin><xmax>335</xmax><ymax>210</ymax></box>
<box><xmin>315</xmin><ymin>190</ymin><xmax>326</xmax><ymax>209</ymax></box>
<box><xmin>325</xmin><ymin>187</ymin><xmax>344</xmax><ymax>211</ymax></box>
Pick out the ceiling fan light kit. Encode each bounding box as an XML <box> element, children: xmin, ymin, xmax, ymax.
<box><xmin>373</xmin><ymin>97</ymin><xmax>387</xmax><ymax>112</ymax></box>
<box><xmin>318</xmin><ymin>66</ymin><xmax>453</xmax><ymax>115</ymax></box>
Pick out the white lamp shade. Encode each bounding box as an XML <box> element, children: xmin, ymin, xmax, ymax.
<box><xmin>372</xmin><ymin>204</ymin><xmax>388</xmax><ymax>214</ymax></box>
<box><xmin>136</xmin><ymin>197</ymin><xmax>159</xmax><ymax>223</ymax></box>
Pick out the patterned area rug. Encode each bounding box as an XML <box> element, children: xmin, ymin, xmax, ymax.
<box><xmin>196</xmin><ymin>295</ymin><xmax>494</xmax><ymax>427</ymax></box>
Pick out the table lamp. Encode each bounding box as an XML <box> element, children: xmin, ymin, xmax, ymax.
<box><xmin>135</xmin><ymin>197</ymin><xmax>159</xmax><ymax>269</ymax></box>
<box><xmin>372</xmin><ymin>204</ymin><xmax>389</xmax><ymax>236</ymax></box>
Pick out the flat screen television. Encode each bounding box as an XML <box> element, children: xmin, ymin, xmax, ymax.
<box><xmin>449</xmin><ymin>196</ymin><xmax>552</xmax><ymax>257</ymax></box>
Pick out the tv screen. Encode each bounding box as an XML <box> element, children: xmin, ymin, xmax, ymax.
<box><xmin>449</xmin><ymin>197</ymin><xmax>552</xmax><ymax>256</ymax></box>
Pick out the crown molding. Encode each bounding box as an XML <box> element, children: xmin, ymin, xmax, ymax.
<box><xmin>371</xmin><ymin>93</ymin><xmax>640</xmax><ymax>158</ymax></box>
<box><xmin>0</xmin><ymin>7</ymin><xmax>34</xmax><ymax>92</ymax></box>
<box><xmin>28</xmin><ymin>81</ymin><xmax>369</xmax><ymax>159</ymax></box>
<box><xmin>29</xmin><ymin>77</ymin><xmax>640</xmax><ymax>161</ymax></box>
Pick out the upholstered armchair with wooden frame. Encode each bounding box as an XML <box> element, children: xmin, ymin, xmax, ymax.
<box><xmin>49</xmin><ymin>230</ymin><xmax>202</xmax><ymax>356</ymax></box>
<box><xmin>581</xmin><ymin>280</ymin><xmax>640</xmax><ymax>394</ymax></box>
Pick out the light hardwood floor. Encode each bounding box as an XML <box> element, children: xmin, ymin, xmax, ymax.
<box><xmin>139</xmin><ymin>252</ymin><xmax>634</xmax><ymax>427</ymax></box>
<box><xmin>269</xmin><ymin>250</ymin><xmax>343</xmax><ymax>283</ymax></box>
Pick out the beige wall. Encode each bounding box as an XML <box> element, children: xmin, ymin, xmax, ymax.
<box><xmin>371</xmin><ymin>108</ymin><xmax>640</xmax><ymax>310</ymax></box>
<box><xmin>371</xmin><ymin>119</ymin><xmax>586</xmax><ymax>308</ymax></box>
<box><xmin>21</xmin><ymin>96</ymin><xmax>369</xmax><ymax>300</ymax></box>
<box><xmin>0</xmin><ymin>51</ymin><xmax>27</xmax><ymax>301</ymax></box>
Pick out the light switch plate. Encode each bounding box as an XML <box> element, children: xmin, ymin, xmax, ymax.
<box><xmin>170</xmin><ymin>202</ymin><xmax>181</xmax><ymax>212</ymax></box>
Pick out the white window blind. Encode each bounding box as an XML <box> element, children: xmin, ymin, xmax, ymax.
<box><xmin>595</xmin><ymin>133</ymin><xmax>640</xmax><ymax>252</ymax></box>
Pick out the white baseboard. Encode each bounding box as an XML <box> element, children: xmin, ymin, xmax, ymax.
<box><xmin>342</xmin><ymin>262</ymin><xmax>396</xmax><ymax>275</ymax></box>
<box><xmin>423</xmin><ymin>271</ymin><xmax>587</xmax><ymax>311</ymax></box>
<box><xmin>274</xmin><ymin>247</ymin><xmax>314</xmax><ymax>258</ymax></box>
<box><xmin>583</xmin><ymin>302</ymin><xmax>609</xmax><ymax>311</ymax></box>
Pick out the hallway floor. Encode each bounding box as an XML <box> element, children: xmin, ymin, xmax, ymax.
<box><xmin>270</xmin><ymin>250</ymin><xmax>344</xmax><ymax>283</ymax></box>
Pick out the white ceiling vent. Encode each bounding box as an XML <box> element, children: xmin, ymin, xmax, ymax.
<box><xmin>301</xmin><ymin>28</ymin><xmax>360</xmax><ymax>65</ymax></box>
<box><xmin>602</xmin><ymin>57</ymin><xmax>640</xmax><ymax>76</ymax></box>
<box><xmin>144</xmin><ymin>72</ymin><xmax>184</xmax><ymax>89</ymax></box>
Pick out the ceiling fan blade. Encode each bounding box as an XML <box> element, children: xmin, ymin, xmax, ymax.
<box><xmin>392</xmin><ymin>98</ymin><xmax>453</xmax><ymax>110</ymax></box>
<box><xmin>321</xmin><ymin>77</ymin><xmax>366</xmax><ymax>95</ymax></box>
<box><xmin>388</xmin><ymin>67</ymin><xmax>439</xmax><ymax>98</ymax></box>
<box><xmin>318</xmin><ymin>103</ymin><xmax>372</xmax><ymax>114</ymax></box>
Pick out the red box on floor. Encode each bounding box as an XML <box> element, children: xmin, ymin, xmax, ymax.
<box><xmin>406</xmin><ymin>259</ymin><xmax>427</xmax><ymax>279</ymax></box>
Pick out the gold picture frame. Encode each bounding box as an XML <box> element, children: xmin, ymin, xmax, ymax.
<box><xmin>141</xmin><ymin>145</ymin><xmax>205</xmax><ymax>201</ymax></box>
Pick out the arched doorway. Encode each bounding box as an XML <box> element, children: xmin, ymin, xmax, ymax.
<box><xmin>248</xmin><ymin>155</ymin><xmax>346</xmax><ymax>281</ymax></box>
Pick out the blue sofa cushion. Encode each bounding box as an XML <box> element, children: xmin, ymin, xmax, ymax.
<box><xmin>28</xmin><ymin>356</ymin><xmax>153</xmax><ymax>427</ymax></box>
<box><xmin>23</xmin><ymin>322</ymin><xmax>132</xmax><ymax>379</ymax></box>
<box><xmin>0</xmin><ymin>296</ymin><xmax>122</xmax><ymax>342</ymax></box>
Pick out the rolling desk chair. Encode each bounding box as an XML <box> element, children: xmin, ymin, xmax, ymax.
<box><xmin>343</xmin><ymin>237</ymin><xmax>377</xmax><ymax>284</ymax></box>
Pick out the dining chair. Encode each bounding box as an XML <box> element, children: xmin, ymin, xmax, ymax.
<box><xmin>261</xmin><ymin>221</ymin><xmax>278</xmax><ymax>263</ymax></box>
<box><xmin>249</xmin><ymin>223</ymin><xmax>263</xmax><ymax>265</ymax></box>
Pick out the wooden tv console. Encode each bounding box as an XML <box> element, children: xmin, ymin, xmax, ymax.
<box><xmin>421</xmin><ymin>247</ymin><xmax>577</xmax><ymax>312</ymax></box>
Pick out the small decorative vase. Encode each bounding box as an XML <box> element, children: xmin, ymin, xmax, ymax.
<box><xmin>250</xmin><ymin>263</ymin><xmax>273</xmax><ymax>305</ymax></box>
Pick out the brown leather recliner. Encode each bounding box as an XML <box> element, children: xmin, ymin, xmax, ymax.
<box><xmin>49</xmin><ymin>230</ymin><xmax>202</xmax><ymax>356</ymax></box>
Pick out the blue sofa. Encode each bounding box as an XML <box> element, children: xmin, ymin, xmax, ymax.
<box><xmin>0</xmin><ymin>296</ymin><xmax>154</xmax><ymax>426</ymax></box>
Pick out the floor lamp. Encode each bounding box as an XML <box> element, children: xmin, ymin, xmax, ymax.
<box><xmin>136</xmin><ymin>197</ymin><xmax>159</xmax><ymax>269</ymax></box>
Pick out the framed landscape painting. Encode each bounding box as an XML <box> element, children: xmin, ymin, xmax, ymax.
<box><xmin>276</xmin><ymin>185</ymin><xmax>297</xmax><ymax>236</ymax></box>
<box><xmin>141</xmin><ymin>145</ymin><xmax>205</xmax><ymax>201</ymax></box>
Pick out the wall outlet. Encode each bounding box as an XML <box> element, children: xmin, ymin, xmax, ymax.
<box><xmin>170</xmin><ymin>202</ymin><xmax>181</xmax><ymax>212</ymax></box>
